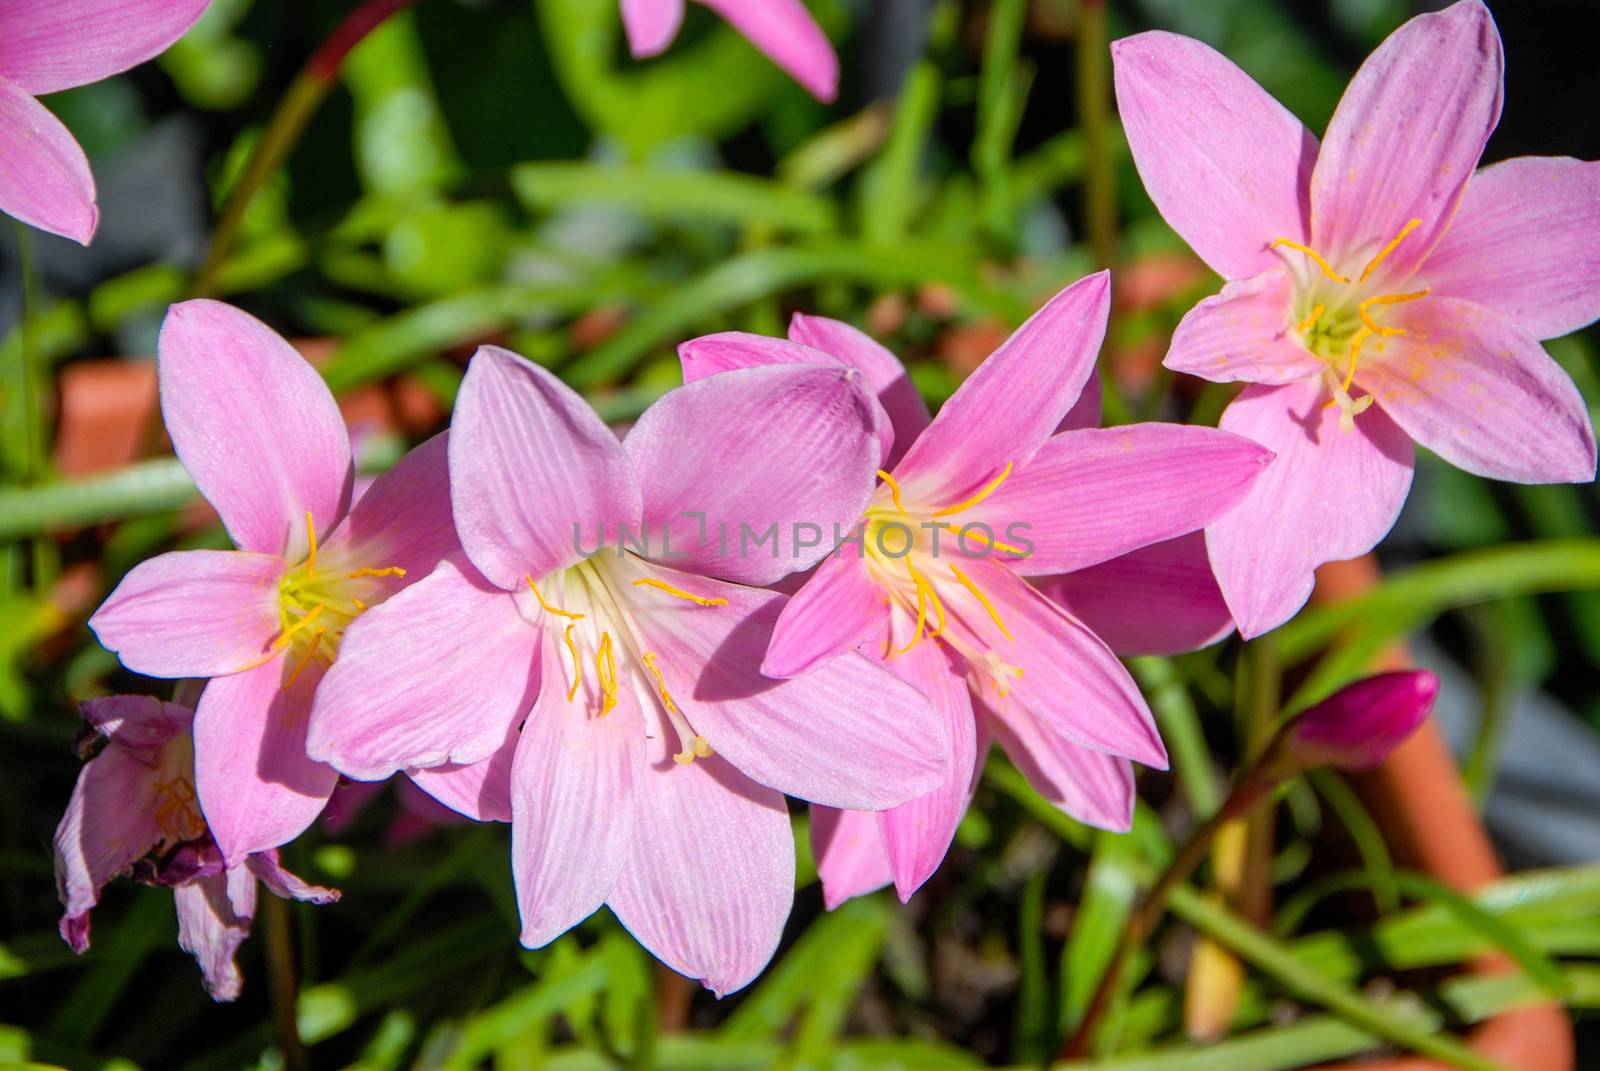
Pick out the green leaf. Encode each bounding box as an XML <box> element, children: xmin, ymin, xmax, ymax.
<box><xmin>512</xmin><ymin>163</ymin><xmax>838</xmax><ymax>235</ymax></box>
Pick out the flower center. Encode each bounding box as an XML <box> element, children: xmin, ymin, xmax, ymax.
<box><xmin>525</xmin><ymin>557</ymin><xmax>727</xmax><ymax>766</ymax></box>
<box><xmin>151</xmin><ymin>732</ymin><xmax>206</xmax><ymax>844</ymax></box>
<box><xmin>1272</xmin><ymin>219</ymin><xmax>1431</xmax><ymax>431</ymax></box>
<box><xmin>255</xmin><ymin>512</ymin><xmax>407</xmax><ymax>686</ymax></box>
<box><xmin>862</xmin><ymin>466</ymin><xmax>1026</xmax><ymax>697</ymax></box>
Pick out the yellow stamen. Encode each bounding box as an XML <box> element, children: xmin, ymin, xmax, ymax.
<box><xmin>274</xmin><ymin>603</ymin><xmax>326</xmax><ymax>649</ymax></box>
<box><xmin>983</xmin><ymin>651</ymin><xmax>1025</xmax><ymax>698</ymax></box>
<box><xmin>907</xmin><ymin>557</ymin><xmax>945</xmax><ymax>637</ymax></box>
<box><xmin>595</xmin><ymin>632</ymin><xmax>618</xmax><ymax>715</ymax></box>
<box><xmin>932</xmin><ymin>461</ymin><xmax>1014</xmax><ymax>518</ymax></box>
<box><xmin>348</xmin><ymin>566</ymin><xmax>407</xmax><ymax>579</ymax></box>
<box><xmin>641</xmin><ymin>652</ymin><xmax>679</xmax><ymax>714</ymax></box>
<box><xmin>304</xmin><ymin>512</ymin><xmax>319</xmax><ymax>580</ymax></box>
<box><xmin>1358</xmin><ymin>218</ymin><xmax>1422</xmax><ymax>283</ymax></box>
<box><xmin>949</xmin><ymin>562</ymin><xmax>1013</xmax><ymax>642</ymax></box>
<box><xmin>525</xmin><ymin>576</ymin><xmax>585</xmax><ymax>620</ymax></box>
<box><xmin>1296</xmin><ymin>304</ymin><xmax>1326</xmax><ymax>334</ymax></box>
<box><xmin>1357</xmin><ymin>289</ymin><xmax>1430</xmax><ymax>336</ymax></box>
<box><xmin>895</xmin><ymin>580</ymin><xmax>929</xmax><ymax>656</ymax></box>
<box><xmin>1342</xmin><ymin>326</ymin><xmax>1374</xmax><ymax>392</ymax></box>
<box><xmin>958</xmin><ymin>526</ymin><xmax>1027</xmax><ymax>556</ymax></box>
<box><xmin>563</xmin><ymin>623</ymin><xmax>583</xmax><ymax>702</ymax></box>
<box><xmin>1271</xmin><ymin>238</ymin><xmax>1351</xmax><ymax>284</ymax></box>
<box><xmin>283</xmin><ymin>629</ymin><xmax>326</xmax><ymax>689</ymax></box>
<box><xmin>631</xmin><ymin>577</ymin><xmax>728</xmax><ymax>607</ymax></box>
<box><xmin>351</xmin><ymin>597</ymin><xmax>368</xmax><ymax>611</ymax></box>
<box><xmin>877</xmin><ymin>469</ymin><xmax>908</xmax><ymax>514</ymax></box>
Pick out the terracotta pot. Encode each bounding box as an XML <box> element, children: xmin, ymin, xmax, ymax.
<box><xmin>1312</xmin><ymin>556</ymin><xmax>1572</xmax><ymax>1071</ymax></box>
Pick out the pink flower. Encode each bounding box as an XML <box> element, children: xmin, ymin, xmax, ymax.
<box><xmin>307</xmin><ymin>346</ymin><xmax>947</xmax><ymax>995</ymax></box>
<box><xmin>0</xmin><ymin>1</ymin><xmax>211</xmax><ymax>244</ymax></box>
<box><xmin>676</xmin><ymin>272</ymin><xmax>1274</xmax><ymax>907</ymax></box>
<box><xmin>619</xmin><ymin>0</ymin><xmax>838</xmax><ymax>102</ymax></box>
<box><xmin>1288</xmin><ymin>670</ymin><xmax>1439</xmax><ymax>772</ymax></box>
<box><xmin>54</xmin><ymin>695</ymin><xmax>337</xmax><ymax>1001</ymax></box>
<box><xmin>1114</xmin><ymin>0</ymin><xmax>1600</xmax><ymax>638</ymax></box>
<box><xmin>88</xmin><ymin>300</ymin><xmax>459</xmax><ymax>866</ymax></box>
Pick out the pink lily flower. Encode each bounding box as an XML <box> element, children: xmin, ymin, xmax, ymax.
<box><xmin>619</xmin><ymin>0</ymin><xmax>838</xmax><ymax>103</ymax></box>
<box><xmin>88</xmin><ymin>300</ymin><xmax>459</xmax><ymax>866</ymax></box>
<box><xmin>55</xmin><ymin>695</ymin><xmax>337</xmax><ymax>1001</ymax></box>
<box><xmin>0</xmin><ymin>0</ymin><xmax>211</xmax><ymax>244</ymax></box>
<box><xmin>307</xmin><ymin>346</ymin><xmax>946</xmax><ymax>995</ymax></box>
<box><xmin>1287</xmin><ymin>670</ymin><xmax>1439</xmax><ymax>772</ymax></box>
<box><xmin>1114</xmin><ymin>0</ymin><xmax>1600</xmax><ymax>638</ymax></box>
<box><xmin>675</xmin><ymin>272</ymin><xmax>1275</xmax><ymax>907</ymax></box>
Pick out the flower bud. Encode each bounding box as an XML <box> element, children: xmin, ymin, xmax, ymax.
<box><xmin>1289</xmin><ymin>670</ymin><xmax>1439</xmax><ymax>771</ymax></box>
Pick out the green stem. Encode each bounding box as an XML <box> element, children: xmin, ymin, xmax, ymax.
<box><xmin>11</xmin><ymin>222</ymin><xmax>56</xmax><ymax>593</ymax></box>
<box><xmin>1077</xmin><ymin>0</ymin><xmax>1116</xmax><ymax>271</ymax></box>
<box><xmin>263</xmin><ymin>894</ymin><xmax>310</xmax><ymax>1071</ymax></box>
<box><xmin>191</xmin><ymin>0</ymin><xmax>419</xmax><ymax>297</ymax></box>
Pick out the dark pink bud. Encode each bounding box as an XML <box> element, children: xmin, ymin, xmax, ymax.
<box><xmin>1289</xmin><ymin>670</ymin><xmax>1439</xmax><ymax>771</ymax></box>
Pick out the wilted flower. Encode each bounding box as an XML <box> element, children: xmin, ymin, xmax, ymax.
<box><xmin>89</xmin><ymin>300</ymin><xmax>459</xmax><ymax>865</ymax></box>
<box><xmin>308</xmin><ymin>346</ymin><xmax>946</xmax><ymax>995</ymax></box>
<box><xmin>0</xmin><ymin>1</ymin><xmax>211</xmax><ymax>243</ymax></box>
<box><xmin>619</xmin><ymin>0</ymin><xmax>838</xmax><ymax>102</ymax></box>
<box><xmin>678</xmin><ymin>272</ymin><xmax>1274</xmax><ymax>905</ymax></box>
<box><xmin>1287</xmin><ymin>670</ymin><xmax>1439</xmax><ymax>772</ymax></box>
<box><xmin>1114</xmin><ymin>0</ymin><xmax>1599</xmax><ymax>637</ymax></box>
<box><xmin>55</xmin><ymin>695</ymin><xmax>336</xmax><ymax>1001</ymax></box>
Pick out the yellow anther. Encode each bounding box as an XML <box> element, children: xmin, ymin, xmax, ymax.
<box><xmin>1271</xmin><ymin>238</ymin><xmax>1351</xmax><ymax>284</ymax></box>
<box><xmin>525</xmin><ymin>576</ymin><xmax>585</xmax><ymax>621</ymax></box>
<box><xmin>907</xmin><ymin>557</ymin><xmax>945</xmax><ymax>636</ymax></box>
<box><xmin>348</xmin><ymin>566</ymin><xmax>407</xmax><ymax>579</ymax></box>
<box><xmin>1296</xmin><ymin>304</ymin><xmax>1326</xmax><ymax>334</ymax></box>
<box><xmin>1358</xmin><ymin>218</ymin><xmax>1422</xmax><ymax>283</ymax></box>
<box><xmin>932</xmin><ymin>461</ymin><xmax>1014</xmax><ymax>518</ymax></box>
<box><xmin>641</xmin><ymin>652</ymin><xmax>680</xmax><ymax>715</ymax></box>
<box><xmin>631</xmin><ymin>577</ymin><xmax>728</xmax><ymax>607</ymax></box>
<box><xmin>672</xmin><ymin>736</ymin><xmax>714</xmax><ymax>765</ymax></box>
<box><xmin>983</xmin><ymin>651</ymin><xmax>1025</xmax><ymax>698</ymax></box>
<box><xmin>1357</xmin><ymin>289</ymin><xmax>1430</xmax><ymax>336</ymax></box>
<box><xmin>273</xmin><ymin>603</ymin><xmax>326</xmax><ymax>649</ymax></box>
<box><xmin>877</xmin><ymin>469</ymin><xmax>908</xmax><ymax>514</ymax></box>
<box><xmin>956</xmin><ymin>526</ymin><xmax>1027</xmax><ymax>556</ymax></box>
<box><xmin>304</xmin><ymin>512</ymin><xmax>319</xmax><ymax>580</ymax></box>
<box><xmin>563</xmin><ymin>623</ymin><xmax>583</xmax><ymax>702</ymax></box>
<box><xmin>895</xmin><ymin>581</ymin><xmax>929</xmax><ymax>656</ymax></box>
<box><xmin>351</xmin><ymin>597</ymin><xmax>368</xmax><ymax>611</ymax></box>
<box><xmin>1342</xmin><ymin>326</ymin><xmax>1374</xmax><ymax>392</ymax></box>
<box><xmin>595</xmin><ymin>632</ymin><xmax>618</xmax><ymax>715</ymax></box>
<box><xmin>283</xmin><ymin>629</ymin><xmax>326</xmax><ymax>690</ymax></box>
<box><xmin>949</xmin><ymin>562</ymin><xmax>1014</xmax><ymax>643</ymax></box>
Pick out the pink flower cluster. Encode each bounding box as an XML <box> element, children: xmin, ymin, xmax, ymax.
<box><xmin>49</xmin><ymin>0</ymin><xmax>1599</xmax><ymax>1001</ymax></box>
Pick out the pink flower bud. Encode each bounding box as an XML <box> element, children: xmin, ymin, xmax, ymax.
<box><xmin>1289</xmin><ymin>670</ymin><xmax>1439</xmax><ymax>771</ymax></box>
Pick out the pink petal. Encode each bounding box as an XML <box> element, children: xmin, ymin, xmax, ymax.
<box><xmin>790</xmin><ymin>313</ymin><xmax>932</xmax><ymax>463</ymax></box>
<box><xmin>1035</xmin><ymin>533</ymin><xmax>1233</xmax><ymax>657</ymax></box>
<box><xmin>984</xmin><ymin>697</ymin><xmax>1135</xmax><ymax>832</ymax></box>
<box><xmin>892</xmin><ymin>272</ymin><xmax>1111</xmax><ymax>504</ymax></box>
<box><xmin>810</xmin><ymin>806</ymin><xmax>891</xmax><ymax>910</ymax></box>
<box><xmin>1358</xmin><ymin>298</ymin><xmax>1596</xmax><ymax>484</ymax></box>
<box><xmin>450</xmin><ymin>346</ymin><xmax>642</xmax><ymax>591</ymax></box>
<box><xmin>0</xmin><ymin>74</ymin><xmax>96</xmax><ymax>244</ymax></box>
<box><xmin>194</xmin><ymin>657</ymin><xmax>339</xmax><ymax>866</ymax></box>
<box><xmin>967</xmin><ymin>423</ymin><xmax>1272</xmax><ymax>576</ymax></box>
<box><xmin>936</xmin><ymin>557</ymin><xmax>1166</xmax><ymax>768</ymax></box>
<box><xmin>1111</xmin><ymin>32</ymin><xmax>1316</xmax><ymax>279</ymax></box>
<box><xmin>626</xmin><ymin>364</ymin><xmax>881</xmax><ymax>585</ymax></box>
<box><xmin>606</xmin><ymin>708</ymin><xmax>794</xmax><ymax>997</ymax></box>
<box><xmin>697</xmin><ymin>0</ymin><xmax>839</xmax><ymax>103</ymax></box>
<box><xmin>54</xmin><ymin>746</ymin><xmax>164</xmax><ymax>952</ymax></box>
<box><xmin>0</xmin><ymin>0</ymin><xmax>211</xmax><ymax>95</ymax></box>
<box><xmin>1164</xmin><ymin>269</ymin><xmax>1326</xmax><ymax>385</ymax></box>
<box><xmin>619</xmin><ymin>0</ymin><xmax>685</xmax><ymax>58</ymax></box>
<box><xmin>245</xmin><ymin>851</ymin><xmax>339</xmax><ymax>904</ymax></box>
<box><xmin>89</xmin><ymin>550</ymin><xmax>285</xmax><ymax>679</ymax></box>
<box><xmin>1420</xmin><ymin>157</ymin><xmax>1600</xmax><ymax>341</ymax></box>
<box><xmin>79</xmin><ymin>694</ymin><xmax>192</xmax><ymax>756</ymax></box>
<box><xmin>174</xmin><ymin>868</ymin><xmax>256</xmax><ymax>1002</ymax></box>
<box><xmin>307</xmin><ymin>557</ymin><xmax>542</xmax><ymax>780</ymax></box>
<box><xmin>512</xmin><ymin>632</ymin><xmax>643</xmax><ymax>947</ymax></box>
<box><xmin>159</xmin><ymin>301</ymin><xmax>353</xmax><ymax>560</ymax></box>
<box><xmin>406</xmin><ymin>726</ymin><xmax>516</xmax><ymax>824</ymax></box>
<box><xmin>875</xmin><ymin>633</ymin><xmax>977</xmax><ymax>901</ymax></box>
<box><xmin>1289</xmin><ymin>669</ymin><xmax>1439</xmax><ymax>771</ymax></box>
<box><xmin>1310</xmin><ymin>1</ymin><xmax>1502</xmax><ymax>279</ymax></box>
<box><xmin>1208</xmin><ymin>378</ymin><xmax>1414</xmax><ymax>638</ymax></box>
<box><xmin>619</xmin><ymin>556</ymin><xmax>946</xmax><ymax>809</ymax></box>
<box><xmin>317</xmin><ymin>432</ymin><xmax>458</xmax><ymax>592</ymax></box>
<box><xmin>1059</xmin><ymin>369</ymin><xmax>1103</xmax><ymax>433</ymax></box>
<box><xmin>677</xmin><ymin>331</ymin><xmax>896</xmax><ymax>468</ymax></box>
<box><xmin>761</xmin><ymin>551</ymin><xmax>888</xmax><ymax>678</ymax></box>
